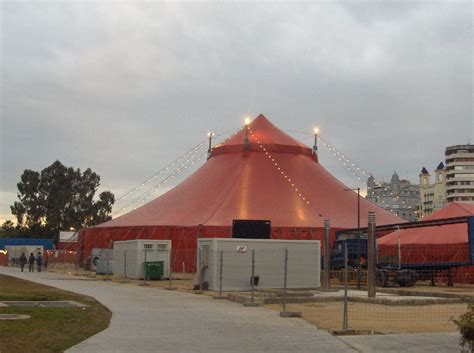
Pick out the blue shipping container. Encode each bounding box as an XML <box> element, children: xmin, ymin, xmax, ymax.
<box><xmin>0</xmin><ymin>238</ymin><xmax>55</xmax><ymax>250</ymax></box>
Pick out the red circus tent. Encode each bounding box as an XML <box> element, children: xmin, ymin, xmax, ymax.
<box><xmin>378</xmin><ymin>202</ymin><xmax>474</xmax><ymax>265</ymax></box>
<box><xmin>79</xmin><ymin>114</ymin><xmax>402</xmax><ymax>271</ymax></box>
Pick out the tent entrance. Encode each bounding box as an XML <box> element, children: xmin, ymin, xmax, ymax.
<box><xmin>232</xmin><ymin>220</ymin><xmax>271</xmax><ymax>239</ymax></box>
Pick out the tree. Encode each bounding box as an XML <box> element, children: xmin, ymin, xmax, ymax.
<box><xmin>0</xmin><ymin>220</ymin><xmax>16</xmax><ymax>238</ymax></box>
<box><xmin>9</xmin><ymin>160</ymin><xmax>115</xmax><ymax>240</ymax></box>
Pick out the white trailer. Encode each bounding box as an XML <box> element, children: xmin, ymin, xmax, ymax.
<box><xmin>197</xmin><ymin>238</ymin><xmax>321</xmax><ymax>291</ymax></box>
<box><xmin>113</xmin><ymin>240</ymin><xmax>171</xmax><ymax>279</ymax></box>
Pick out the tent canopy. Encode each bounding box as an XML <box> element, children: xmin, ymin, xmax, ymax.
<box><xmin>379</xmin><ymin>202</ymin><xmax>474</xmax><ymax>246</ymax></box>
<box><xmin>99</xmin><ymin>114</ymin><xmax>402</xmax><ymax>229</ymax></box>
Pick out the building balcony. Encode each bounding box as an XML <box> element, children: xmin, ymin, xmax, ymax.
<box><xmin>445</xmin><ymin>160</ymin><xmax>474</xmax><ymax>168</ymax></box>
<box><xmin>445</xmin><ymin>145</ymin><xmax>474</xmax><ymax>156</ymax></box>
<box><xmin>446</xmin><ymin>190</ymin><xmax>474</xmax><ymax>196</ymax></box>
<box><xmin>446</xmin><ymin>185</ymin><xmax>474</xmax><ymax>191</ymax></box>
<box><xmin>446</xmin><ymin>173</ymin><xmax>474</xmax><ymax>181</ymax></box>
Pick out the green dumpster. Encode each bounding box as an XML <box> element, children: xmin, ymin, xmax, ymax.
<box><xmin>145</xmin><ymin>261</ymin><xmax>164</xmax><ymax>280</ymax></box>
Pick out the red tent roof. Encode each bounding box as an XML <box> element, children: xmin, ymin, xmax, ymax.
<box><xmin>423</xmin><ymin>202</ymin><xmax>474</xmax><ymax>221</ymax></box>
<box><xmin>379</xmin><ymin>202</ymin><xmax>474</xmax><ymax>246</ymax></box>
<box><xmin>212</xmin><ymin>116</ymin><xmax>312</xmax><ymax>157</ymax></box>
<box><xmin>100</xmin><ymin>114</ymin><xmax>402</xmax><ymax>229</ymax></box>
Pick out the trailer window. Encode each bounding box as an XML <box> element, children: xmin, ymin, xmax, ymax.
<box><xmin>156</xmin><ymin>244</ymin><xmax>167</xmax><ymax>251</ymax></box>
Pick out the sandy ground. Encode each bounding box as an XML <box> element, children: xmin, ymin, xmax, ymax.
<box><xmin>266</xmin><ymin>301</ymin><xmax>468</xmax><ymax>334</ymax></box>
<box><xmin>379</xmin><ymin>282</ymin><xmax>474</xmax><ymax>297</ymax></box>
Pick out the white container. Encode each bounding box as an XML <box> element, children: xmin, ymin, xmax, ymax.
<box><xmin>91</xmin><ymin>248</ymin><xmax>113</xmax><ymax>274</ymax></box>
<box><xmin>197</xmin><ymin>238</ymin><xmax>321</xmax><ymax>291</ymax></box>
<box><xmin>113</xmin><ymin>240</ymin><xmax>171</xmax><ymax>279</ymax></box>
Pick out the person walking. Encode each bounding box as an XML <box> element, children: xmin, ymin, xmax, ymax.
<box><xmin>43</xmin><ymin>251</ymin><xmax>49</xmax><ymax>270</ymax></box>
<box><xmin>19</xmin><ymin>253</ymin><xmax>27</xmax><ymax>272</ymax></box>
<box><xmin>37</xmin><ymin>252</ymin><xmax>43</xmax><ymax>273</ymax></box>
<box><xmin>28</xmin><ymin>253</ymin><xmax>35</xmax><ymax>272</ymax></box>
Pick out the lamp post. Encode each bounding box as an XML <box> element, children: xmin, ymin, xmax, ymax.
<box><xmin>244</xmin><ymin>117</ymin><xmax>251</xmax><ymax>153</ymax></box>
<box><xmin>312</xmin><ymin>127</ymin><xmax>319</xmax><ymax>156</ymax></box>
<box><xmin>344</xmin><ymin>187</ymin><xmax>361</xmax><ymax>233</ymax></box>
<box><xmin>207</xmin><ymin>132</ymin><xmax>214</xmax><ymax>159</ymax></box>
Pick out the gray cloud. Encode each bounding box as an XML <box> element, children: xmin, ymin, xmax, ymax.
<box><xmin>1</xmin><ymin>1</ymin><xmax>472</xmax><ymax>222</ymax></box>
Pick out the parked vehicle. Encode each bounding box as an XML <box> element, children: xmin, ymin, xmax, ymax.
<box><xmin>330</xmin><ymin>216</ymin><xmax>474</xmax><ymax>287</ymax></box>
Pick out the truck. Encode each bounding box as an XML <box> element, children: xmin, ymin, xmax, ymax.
<box><xmin>330</xmin><ymin>216</ymin><xmax>474</xmax><ymax>287</ymax></box>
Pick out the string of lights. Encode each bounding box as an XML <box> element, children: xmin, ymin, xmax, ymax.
<box><xmin>113</xmin><ymin>147</ymin><xmax>208</xmax><ymax>216</ymax></box>
<box><xmin>112</xmin><ymin>126</ymin><xmax>243</xmax><ymax>218</ymax></box>
<box><xmin>318</xmin><ymin>135</ymin><xmax>371</xmax><ymax>186</ymax></box>
<box><xmin>282</xmin><ymin>128</ymin><xmax>373</xmax><ymax>187</ymax></box>
<box><xmin>318</xmin><ymin>136</ymin><xmax>370</xmax><ymax>178</ymax></box>
<box><xmin>248</xmin><ymin>127</ymin><xmax>325</xmax><ymax>219</ymax></box>
<box><xmin>114</xmin><ymin>141</ymin><xmax>207</xmax><ymax>205</ymax></box>
<box><xmin>131</xmin><ymin>151</ymin><xmax>208</xmax><ymax>210</ymax></box>
<box><xmin>213</xmin><ymin>126</ymin><xmax>246</xmax><ymax>148</ymax></box>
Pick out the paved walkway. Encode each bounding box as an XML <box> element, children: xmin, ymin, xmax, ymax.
<box><xmin>1</xmin><ymin>267</ymin><xmax>353</xmax><ymax>353</ymax></box>
<box><xmin>0</xmin><ymin>267</ymin><xmax>461</xmax><ymax>353</ymax></box>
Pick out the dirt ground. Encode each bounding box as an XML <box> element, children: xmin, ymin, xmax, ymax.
<box><xmin>379</xmin><ymin>282</ymin><xmax>474</xmax><ymax>298</ymax></box>
<box><xmin>266</xmin><ymin>301</ymin><xmax>468</xmax><ymax>334</ymax></box>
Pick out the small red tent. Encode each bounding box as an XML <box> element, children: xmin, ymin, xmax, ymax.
<box><xmin>79</xmin><ymin>114</ymin><xmax>402</xmax><ymax>271</ymax></box>
<box><xmin>378</xmin><ymin>202</ymin><xmax>474</xmax><ymax>265</ymax></box>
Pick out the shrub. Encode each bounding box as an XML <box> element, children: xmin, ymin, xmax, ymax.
<box><xmin>454</xmin><ymin>304</ymin><xmax>474</xmax><ymax>353</ymax></box>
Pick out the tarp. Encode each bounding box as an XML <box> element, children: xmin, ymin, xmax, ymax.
<box><xmin>80</xmin><ymin>114</ymin><xmax>403</xmax><ymax>271</ymax></box>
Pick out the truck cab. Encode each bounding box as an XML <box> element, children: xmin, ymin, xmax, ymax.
<box><xmin>330</xmin><ymin>235</ymin><xmax>367</xmax><ymax>270</ymax></box>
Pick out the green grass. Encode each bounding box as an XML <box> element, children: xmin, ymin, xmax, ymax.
<box><xmin>0</xmin><ymin>274</ymin><xmax>111</xmax><ymax>353</ymax></box>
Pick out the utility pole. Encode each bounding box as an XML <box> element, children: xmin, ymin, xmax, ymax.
<box><xmin>367</xmin><ymin>212</ymin><xmax>376</xmax><ymax>298</ymax></box>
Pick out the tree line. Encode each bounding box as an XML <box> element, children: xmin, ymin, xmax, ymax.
<box><xmin>1</xmin><ymin>161</ymin><xmax>115</xmax><ymax>241</ymax></box>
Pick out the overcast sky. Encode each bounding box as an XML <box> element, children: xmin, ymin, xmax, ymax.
<box><xmin>1</xmin><ymin>1</ymin><xmax>473</xmax><ymax>223</ymax></box>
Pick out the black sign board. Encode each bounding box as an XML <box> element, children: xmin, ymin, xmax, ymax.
<box><xmin>232</xmin><ymin>219</ymin><xmax>271</xmax><ymax>239</ymax></box>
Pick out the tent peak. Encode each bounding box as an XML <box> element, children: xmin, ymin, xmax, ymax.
<box><xmin>211</xmin><ymin>114</ymin><xmax>314</xmax><ymax>158</ymax></box>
